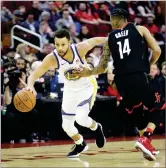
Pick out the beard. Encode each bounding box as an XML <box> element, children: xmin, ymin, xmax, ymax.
<box><xmin>57</xmin><ymin>47</ymin><xmax>69</xmax><ymax>57</ymax></box>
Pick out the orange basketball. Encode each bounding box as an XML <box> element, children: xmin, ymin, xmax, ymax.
<box><xmin>13</xmin><ymin>90</ymin><xmax>36</xmax><ymax>112</ymax></box>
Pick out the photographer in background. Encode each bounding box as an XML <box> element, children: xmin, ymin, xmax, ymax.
<box><xmin>3</xmin><ymin>68</ymin><xmax>39</xmax><ymax>143</ymax></box>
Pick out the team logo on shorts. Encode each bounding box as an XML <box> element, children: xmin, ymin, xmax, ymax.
<box><xmin>64</xmin><ymin>68</ymin><xmax>80</xmax><ymax>81</ymax></box>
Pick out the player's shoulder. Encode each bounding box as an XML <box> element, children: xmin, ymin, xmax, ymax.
<box><xmin>44</xmin><ymin>52</ymin><xmax>57</xmax><ymax>62</ymax></box>
<box><xmin>136</xmin><ymin>25</ymin><xmax>149</xmax><ymax>37</ymax></box>
<box><xmin>42</xmin><ymin>52</ymin><xmax>58</xmax><ymax>68</ymax></box>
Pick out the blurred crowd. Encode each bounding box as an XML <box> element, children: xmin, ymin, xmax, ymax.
<box><xmin>1</xmin><ymin>1</ymin><xmax>165</xmax><ymax>143</ymax></box>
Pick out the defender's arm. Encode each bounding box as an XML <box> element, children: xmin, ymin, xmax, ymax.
<box><xmin>77</xmin><ymin>37</ymin><xmax>106</xmax><ymax>58</ymax></box>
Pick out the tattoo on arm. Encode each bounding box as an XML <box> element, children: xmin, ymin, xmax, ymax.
<box><xmin>90</xmin><ymin>40</ymin><xmax>111</xmax><ymax>75</ymax></box>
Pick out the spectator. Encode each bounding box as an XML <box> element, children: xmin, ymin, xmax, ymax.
<box><xmin>96</xmin><ymin>3</ymin><xmax>111</xmax><ymax>25</ymax></box>
<box><xmin>31</xmin><ymin>1</ymin><xmax>42</xmax><ymax>21</ymax></box>
<box><xmin>137</xmin><ymin>2</ymin><xmax>155</xmax><ymax>18</ymax></box>
<box><xmin>144</xmin><ymin>16</ymin><xmax>159</xmax><ymax>35</ymax></box>
<box><xmin>78</xmin><ymin>25</ymin><xmax>92</xmax><ymax>41</ymax></box>
<box><xmin>161</xmin><ymin>62</ymin><xmax>166</xmax><ymax>79</ymax></box>
<box><xmin>69</xmin><ymin>25</ymin><xmax>80</xmax><ymax>44</ymax></box>
<box><xmin>56</xmin><ymin>9</ymin><xmax>75</xmax><ymax>30</ymax></box>
<box><xmin>2</xmin><ymin>10</ymin><xmax>22</xmax><ymax>34</ymax></box>
<box><xmin>37</xmin><ymin>21</ymin><xmax>54</xmax><ymax>46</ymax></box>
<box><xmin>149</xmin><ymin>63</ymin><xmax>160</xmax><ymax>78</ymax></box>
<box><xmin>40</xmin><ymin>11</ymin><xmax>55</xmax><ymax>31</ymax></box>
<box><xmin>19</xmin><ymin>5</ymin><xmax>27</xmax><ymax>21</ymax></box>
<box><xmin>16</xmin><ymin>43</ymin><xmax>37</xmax><ymax>64</ymax></box>
<box><xmin>16</xmin><ymin>43</ymin><xmax>30</xmax><ymax>58</ymax></box>
<box><xmin>1</xmin><ymin>4</ymin><xmax>13</xmax><ymax>22</ymax></box>
<box><xmin>15</xmin><ymin>57</ymin><xmax>26</xmax><ymax>69</ymax></box>
<box><xmin>104</xmin><ymin>68</ymin><xmax>121</xmax><ymax>104</ymax></box>
<box><xmin>39</xmin><ymin>1</ymin><xmax>49</xmax><ymax>11</ymax></box>
<box><xmin>158</xmin><ymin>62</ymin><xmax>166</xmax><ymax>98</ymax></box>
<box><xmin>86</xmin><ymin>55</ymin><xmax>95</xmax><ymax>69</ymax></box>
<box><xmin>94</xmin><ymin>2</ymin><xmax>111</xmax><ymax>36</ymax></box>
<box><xmin>154</xmin><ymin>2</ymin><xmax>165</xmax><ymax>27</ymax></box>
<box><xmin>21</xmin><ymin>12</ymin><xmax>39</xmax><ymax>32</ymax></box>
<box><xmin>134</xmin><ymin>16</ymin><xmax>143</xmax><ymax>25</ymax></box>
<box><xmin>160</xmin><ymin>25</ymin><xmax>166</xmax><ymax>39</ymax></box>
<box><xmin>45</xmin><ymin>68</ymin><xmax>58</xmax><ymax>93</ymax></box>
<box><xmin>62</xmin><ymin>2</ymin><xmax>76</xmax><ymax>15</ymax></box>
<box><xmin>90</xmin><ymin>46</ymin><xmax>102</xmax><ymax>67</ymax></box>
<box><xmin>48</xmin><ymin>1</ymin><xmax>61</xmax><ymax>23</ymax></box>
<box><xmin>37</xmin><ymin>43</ymin><xmax>55</xmax><ymax>60</ymax></box>
<box><xmin>75</xmin><ymin>2</ymin><xmax>99</xmax><ymax>36</ymax></box>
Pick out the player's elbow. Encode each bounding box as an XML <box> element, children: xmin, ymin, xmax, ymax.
<box><xmin>154</xmin><ymin>46</ymin><xmax>161</xmax><ymax>57</ymax></box>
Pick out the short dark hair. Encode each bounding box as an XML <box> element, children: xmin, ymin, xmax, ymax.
<box><xmin>111</xmin><ymin>8</ymin><xmax>129</xmax><ymax>20</ymax></box>
<box><xmin>54</xmin><ymin>28</ymin><xmax>70</xmax><ymax>40</ymax></box>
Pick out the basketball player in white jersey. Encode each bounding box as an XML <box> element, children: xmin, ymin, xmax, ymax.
<box><xmin>26</xmin><ymin>29</ymin><xmax>106</xmax><ymax>157</ymax></box>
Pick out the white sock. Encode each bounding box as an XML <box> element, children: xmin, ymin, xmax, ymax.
<box><xmin>90</xmin><ymin>122</ymin><xmax>98</xmax><ymax>131</ymax></box>
<box><xmin>75</xmin><ymin>135</ymin><xmax>83</xmax><ymax>145</ymax></box>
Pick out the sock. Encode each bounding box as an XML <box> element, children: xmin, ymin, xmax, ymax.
<box><xmin>90</xmin><ymin>122</ymin><xmax>98</xmax><ymax>131</ymax></box>
<box><xmin>143</xmin><ymin>128</ymin><xmax>153</xmax><ymax>138</ymax></box>
<box><xmin>75</xmin><ymin>135</ymin><xmax>83</xmax><ymax>145</ymax></box>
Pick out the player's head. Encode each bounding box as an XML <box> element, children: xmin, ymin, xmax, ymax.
<box><xmin>110</xmin><ymin>8</ymin><xmax>129</xmax><ymax>29</ymax></box>
<box><xmin>54</xmin><ymin>28</ymin><xmax>71</xmax><ymax>57</ymax></box>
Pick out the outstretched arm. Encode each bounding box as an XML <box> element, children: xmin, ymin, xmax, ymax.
<box><xmin>77</xmin><ymin>37</ymin><xmax>106</xmax><ymax>58</ymax></box>
<box><xmin>74</xmin><ymin>40</ymin><xmax>111</xmax><ymax>77</ymax></box>
<box><xmin>88</xmin><ymin>39</ymin><xmax>111</xmax><ymax>75</ymax></box>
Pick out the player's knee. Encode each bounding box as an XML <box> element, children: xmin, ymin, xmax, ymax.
<box><xmin>75</xmin><ymin>113</ymin><xmax>88</xmax><ymax>126</ymax></box>
<box><xmin>62</xmin><ymin>118</ymin><xmax>78</xmax><ymax>137</ymax></box>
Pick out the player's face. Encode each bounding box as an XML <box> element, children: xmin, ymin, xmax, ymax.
<box><xmin>110</xmin><ymin>16</ymin><xmax>119</xmax><ymax>29</ymax></box>
<box><xmin>55</xmin><ymin>37</ymin><xmax>70</xmax><ymax>57</ymax></box>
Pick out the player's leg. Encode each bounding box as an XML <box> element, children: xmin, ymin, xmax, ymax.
<box><xmin>61</xmin><ymin>92</ymin><xmax>88</xmax><ymax>157</ymax></box>
<box><xmin>62</xmin><ymin>115</ymin><xmax>88</xmax><ymax>157</ymax></box>
<box><xmin>115</xmin><ymin>73</ymin><xmax>157</xmax><ymax>161</ymax></box>
<box><xmin>75</xmin><ymin>86</ymin><xmax>105</xmax><ymax>148</ymax></box>
<box><xmin>134</xmin><ymin>73</ymin><xmax>165</xmax><ymax>161</ymax></box>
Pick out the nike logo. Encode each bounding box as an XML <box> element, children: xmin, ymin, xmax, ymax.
<box><xmin>61</xmin><ymin>63</ymin><xmax>66</xmax><ymax>65</ymax></box>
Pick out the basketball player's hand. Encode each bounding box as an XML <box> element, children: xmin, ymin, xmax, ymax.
<box><xmin>24</xmin><ymin>86</ymin><xmax>37</xmax><ymax>97</ymax></box>
<box><xmin>73</xmin><ymin>65</ymin><xmax>92</xmax><ymax>77</ymax></box>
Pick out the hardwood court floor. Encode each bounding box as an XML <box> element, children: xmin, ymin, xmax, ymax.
<box><xmin>1</xmin><ymin>136</ymin><xmax>165</xmax><ymax>167</ymax></box>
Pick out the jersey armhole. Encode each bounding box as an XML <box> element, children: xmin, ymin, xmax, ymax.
<box><xmin>74</xmin><ymin>45</ymin><xmax>84</xmax><ymax>64</ymax></box>
<box><xmin>53</xmin><ymin>51</ymin><xmax>60</xmax><ymax>69</ymax></box>
<box><xmin>134</xmin><ymin>25</ymin><xmax>144</xmax><ymax>40</ymax></box>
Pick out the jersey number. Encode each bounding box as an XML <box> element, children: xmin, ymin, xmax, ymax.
<box><xmin>117</xmin><ymin>38</ymin><xmax>131</xmax><ymax>59</ymax></box>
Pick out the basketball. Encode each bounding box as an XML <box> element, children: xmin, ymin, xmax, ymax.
<box><xmin>13</xmin><ymin>90</ymin><xmax>36</xmax><ymax>112</ymax></box>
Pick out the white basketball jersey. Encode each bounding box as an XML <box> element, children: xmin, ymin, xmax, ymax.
<box><xmin>53</xmin><ymin>44</ymin><xmax>96</xmax><ymax>91</ymax></box>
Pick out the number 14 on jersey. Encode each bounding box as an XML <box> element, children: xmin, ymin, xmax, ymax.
<box><xmin>117</xmin><ymin>38</ymin><xmax>131</xmax><ymax>59</ymax></box>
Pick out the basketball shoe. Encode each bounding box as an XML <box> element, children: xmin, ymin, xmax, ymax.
<box><xmin>67</xmin><ymin>141</ymin><xmax>88</xmax><ymax>158</ymax></box>
<box><xmin>95</xmin><ymin>123</ymin><xmax>106</xmax><ymax>148</ymax></box>
<box><xmin>135</xmin><ymin>136</ymin><xmax>158</xmax><ymax>161</ymax></box>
